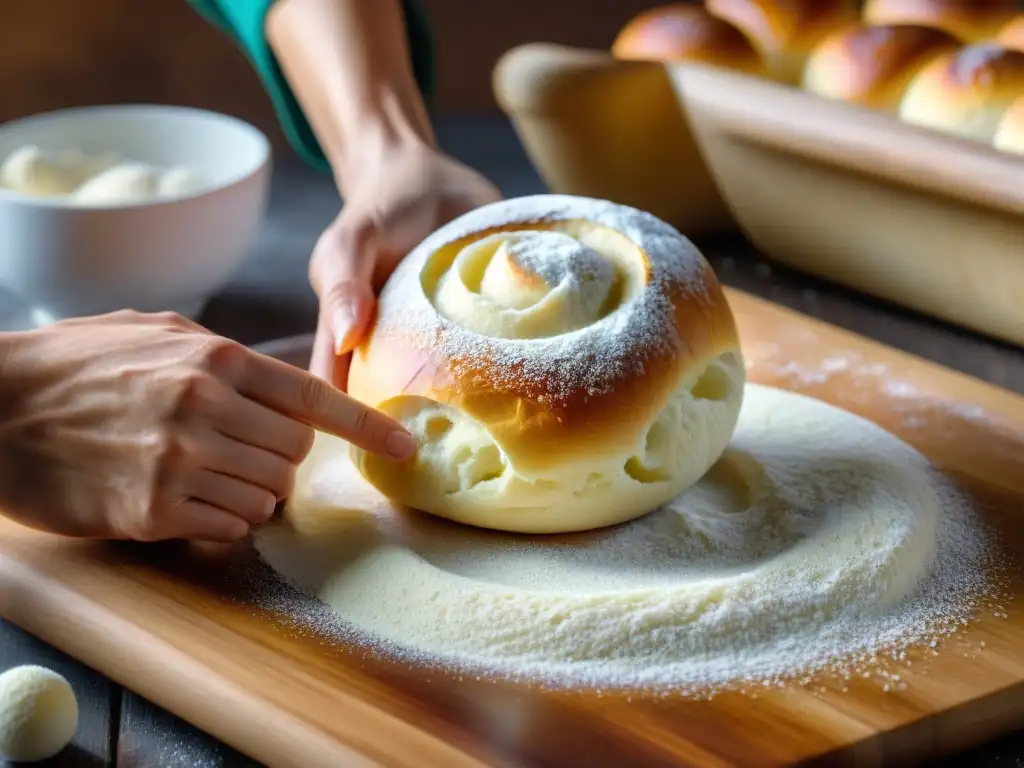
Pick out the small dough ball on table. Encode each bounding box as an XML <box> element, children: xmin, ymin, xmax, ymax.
<box><xmin>0</xmin><ymin>665</ymin><xmax>78</xmax><ymax>763</ymax></box>
<box><xmin>863</xmin><ymin>0</ymin><xmax>1017</xmax><ymax>43</ymax></box>
<box><xmin>73</xmin><ymin>162</ymin><xmax>163</xmax><ymax>205</ymax></box>
<box><xmin>992</xmin><ymin>95</ymin><xmax>1024</xmax><ymax>154</ymax></box>
<box><xmin>803</xmin><ymin>24</ymin><xmax>961</xmax><ymax>111</ymax></box>
<box><xmin>898</xmin><ymin>43</ymin><xmax>1024</xmax><ymax>142</ymax></box>
<box><xmin>0</xmin><ymin>145</ymin><xmax>93</xmax><ymax>197</ymax></box>
<box><xmin>611</xmin><ymin>5</ymin><xmax>765</xmax><ymax>76</ymax></box>
<box><xmin>996</xmin><ymin>14</ymin><xmax>1024</xmax><ymax>53</ymax></box>
<box><xmin>704</xmin><ymin>0</ymin><xmax>859</xmax><ymax>85</ymax></box>
<box><xmin>347</xmin><ymin>195</ymin><xmax>746</xmax><ymax>535</ymax></box>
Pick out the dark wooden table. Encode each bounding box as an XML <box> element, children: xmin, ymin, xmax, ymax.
<box><xmin>3</xmin><ymin>116</ymin><xmax>1023</xmax><ymax>767</ymax></box>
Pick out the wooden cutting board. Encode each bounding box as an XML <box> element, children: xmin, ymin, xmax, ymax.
<box><xmin>1</xmin><ymin>289</ymin><xmax>1022</xmax><ymax>768</ymax></box>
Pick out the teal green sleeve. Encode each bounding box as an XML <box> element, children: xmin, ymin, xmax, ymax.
<box><xmin>187</xmin><ymin>0</ymin><xmax>436</xmax><ymax>174</ymax></box>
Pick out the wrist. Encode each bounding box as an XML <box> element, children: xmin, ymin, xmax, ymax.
<box><xmin>333</xmin><ymin>106</ymin><xmax>436</xmax><ymax>197</ymax></box>
<box><xmin>265</xmin><ymin>0</ymin><xmax>437</xmax><ymax>196</ymax></box>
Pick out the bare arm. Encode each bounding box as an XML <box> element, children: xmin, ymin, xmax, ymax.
<box><xmin>265</xmin><ymin>0</ymin><xmax>437</xmax><ymax>197</ymax></box>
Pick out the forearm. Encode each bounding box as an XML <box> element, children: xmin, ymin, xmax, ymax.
<box><xmin>266</xmin><ymin>0</ymin><xmax>436</xmax><ymax>196</ymax></box>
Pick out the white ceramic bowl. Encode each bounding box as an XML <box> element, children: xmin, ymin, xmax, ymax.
<box><xmin>0</xmin><ymin>104</ymin><xmax>271</xmax><ymax>322</ymax></box>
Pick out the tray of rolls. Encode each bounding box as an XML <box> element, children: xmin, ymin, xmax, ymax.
<box><xmin>493</xmin><ymin>0</ymin><xmax>1024</xmax><ymax>349</ymax></box>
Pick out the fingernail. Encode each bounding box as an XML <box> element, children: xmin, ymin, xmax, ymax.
<box><xmin>385</xmin><ymin>430</ymin><xmax>417</xmax><ymax>460</ymax></box>
<box><xmin>332</xmin><ymin>308</ymin><xmax>356</xmax><ymax>354</ymax></box>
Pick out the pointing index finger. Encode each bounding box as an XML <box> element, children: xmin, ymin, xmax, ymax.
<box><xmin>236</xmin><ymin>350</ymin><xmax>416</xmax><ymax>460</ymax></box>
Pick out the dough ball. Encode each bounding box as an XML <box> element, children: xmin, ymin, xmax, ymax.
<box><xmin>0</xmin><ymin>146</ymin><xmax>92</xmax><ymax>197</ymax></box>
<box><xmin>348</xmin><ymin>195</ymin><xmax>745</xmax><ymax>534</ymax></box>
<box><xmin>73</xmin><ymin>162</ymin><xmax>163</xmax><ymax>205</ymax></box>
<box><xmin>157</xmin><ymin>166</ymin><xmax>207</xmax><ymax>198</ymax></box>
<box><xmin>0</xmin><ymin>665</ymin><xmax>78</xmax><ymax>763</ymax></box>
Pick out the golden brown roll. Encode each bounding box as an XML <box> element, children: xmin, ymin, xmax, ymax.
<box><xmin>802</xmin><ymin>23</ymin><xmax>961</xmax><ymax>111</ymax></box>
<box><xmin>863</xmin><ymin>0</ymin><xmax>1017</xmax><ymax>43</ymax></box>
<box><xmin>705</xmin><ymin>0</ymin><xmax>860</xmax><ymax>84</ymax></box>
<box><xmin>347</xmin><ymin>195</ymin><xmax>746</xmax><ymax>534</ymax></box>
<box><xmin>996</xmin><ymin>14</ymin><xmax>1024</xmax><ymax>52</ymax></box>
<box><xmin>611</xmin><ymin>4</ymin><xmax>765</xmax><ymax>76</ymax></box>
<box><xmin>898</xmin><ymin>43</ymin><xmax>1024</xmax><ymax>142</ymax></box>
<box><xmin>993</xmin><ymin>95</ymin><xmax>1024</xmax><ymax>153</ymax></box>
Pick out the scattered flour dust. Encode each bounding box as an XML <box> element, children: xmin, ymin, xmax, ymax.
<box><xmin>743</xmin><ymin>324</ymin><xmax>1006</xmax><ymax>437</ymax></box>
<box><xmin>249</xmin><ymin>384</ymin><xmax>1004</xmax><ymax>698</ymax></box>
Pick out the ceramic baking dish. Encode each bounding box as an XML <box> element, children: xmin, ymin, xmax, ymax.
<box><xmin>672</xmin><ymin>62</ymin><xmax>1024</xmax><ymax>348</ymax></box>
<box><xmin>494</xmin><ymin>43</ymin><xmax>1024</xmax><ymax>349</ymax></box>
<box><xmin>492</xmin><ymin>43</ymin><xmax>734</xmax><ymax>236</ymax></box>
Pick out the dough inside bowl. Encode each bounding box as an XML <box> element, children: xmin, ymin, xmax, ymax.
<box><xmin>256</xmin><ymin>385</ymin><xmax>991</xmax><ymax>690</ymax></box>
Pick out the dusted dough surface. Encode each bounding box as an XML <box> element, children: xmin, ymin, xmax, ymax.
<box><xmin>348</xmin><ymin>195</ymin><xmax>745</xmax><ymax>534</ymax></box>
<box><xmin>255</xmin><ymin>385</ymin><xmax>982</xmax><ymax>688</ymax></box>
<box><xmin>0</xmin><ymin>665</ymin><xmax>78</xmax><ymax>763</ymax></box>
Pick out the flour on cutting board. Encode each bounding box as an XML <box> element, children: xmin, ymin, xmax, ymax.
<box><xmin>248</xmin><ymin>384</ymin><xmax>1004</xmax><ymax>697</ymax></box>
<box><xmin>745</xmin><ymin>327</ymin><xmax>1000</xmax><ymax>432</ymax></box>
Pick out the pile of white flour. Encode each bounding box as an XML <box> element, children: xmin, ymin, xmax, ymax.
<box><xmin>252</xmin><ymin>384</ymin><xmax>998</xmax><ymax>694</ymax></box>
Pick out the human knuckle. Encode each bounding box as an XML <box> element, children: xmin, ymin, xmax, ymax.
<box><xmin>172</xmin><ymin>369</ymin><xmax>216</xmax><ymax>416</ymax></box>
<box><xmin>251</xmin><ymin>489</ymin><xmax>278</xmax><ymax>522</ymax></box>
<box><xmin>352</xmin><ymin>407</ymin><xmax>374</xmax><ymax>437</ymax></box>
<box><xmin>155</xmin><ymin>311</ymin><xmax>190</xmax><ymax>328</ymax></box>
<box><xmin>300</xmin><ymin>375</ymin><xmax>333</xmax><ymax>417</ymax></box>
<box><xmin>126</xmin><ymin>506</ymin><xmax>162</xmax><ymax>542</ymax></box>
<box><xmin>197</xmin><ymin>338</ymin><xmax>245</xmax><ymax>378</ymax></box>
<box><xmin>114</xmin><ymin>308</ymin><xmax>146</xmax><ymax>322</ymax></box>
<box><xmin>269</xmin><ymin>461</ymin><xmax>296</xmax><ymax>499</ymax></box>
<box><xmin>156</xmin><ymin>431</ymin><xmax>193</xmax><ymax>471</ymax></box>
<box><xmin>285</xmin><ymin>424</ymin><xmax>316</xmax><ymax>462</ymax></box>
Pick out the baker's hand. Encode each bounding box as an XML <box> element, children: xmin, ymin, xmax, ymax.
<box><xmin>0</xmin><ymin>311</ymin><xmax>416</xmax><ymax>542</ymax></box>
<box><xmin>309</xmin><ymin>141</ymin><xmax>501</xmax><ymax>387</ymax></box>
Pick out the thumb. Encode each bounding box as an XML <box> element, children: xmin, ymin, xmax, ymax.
<box><xmin>311</xmin><ymin>218</ymin><xmax>378</xmax><ymax>355</ymax></box>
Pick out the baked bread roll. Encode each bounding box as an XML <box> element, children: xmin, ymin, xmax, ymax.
<box><xmin>992</xmin><ymin>95</ymin><xmax>1024</xmax><ymax>154</ymax></box>
<box><xmin>612</xmin><ymin>4</ymin><xmax>765</xmax><ymax>76</ymax></box>
<box><xmin>863</xmin><ymin>0</ymin><xmax>1017</xmax><ymax>43</ymax></box>
<box><xmin>803</xmin><ymin>24</ymin><xmax>961</xmax><ymax>110</ymax></box>
<box><xmin>347</xmin><ymin>195</ymin><xmax>745</xmax><ymax>534</ymax></box>
<box><xmin>996</xmin><ymin>14</ymin><xmax>1024</xmax><ymax>52</ymax></box>
<box><xmin>704</xmin><ymin>0</ymin><xmax>859</xmax><ymax>84</ymax></box>
<box><xmin>898</xmin><ymin>43</ymin><xmax>1024</xmax><ymax>142</ymax></box>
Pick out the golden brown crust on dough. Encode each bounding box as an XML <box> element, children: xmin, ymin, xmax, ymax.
<box><xmin>348</xmin><ymin>218</ymin><xmax>741</xmax><ymax>475</ymax></box>
<box><xmin>898</xmin><ymin>43</ymin><xmax>1024</xmax><ymax>140</ymax></box>
<box><xmin>864</xmin><ymin>0</ymin><xmax>1017</xmax><ymax>42</ymax></box>
<box><xmin>611</xmin><ymin>5</ymin><xmax>765</xmax><ymax>76</ymax></box>
<box><xmin>803</xmin><ymin>23</ymin><xmax>961</xmax><ymax>110</ymax></box>
<box><xmin>705</xmin><ymin>0</ymin><xmax>859</xmax><ymax>82</ymax></box>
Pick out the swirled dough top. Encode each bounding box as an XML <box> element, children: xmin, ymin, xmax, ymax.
<box><xmin>348</xmin><ymin>195</ymin><xmax>744</xmax><ymax>533</ymax></box>
<box><xmin>256</xmin><ymin>385</ymin><xmax>989</xmax><ymax>688</ymax></box>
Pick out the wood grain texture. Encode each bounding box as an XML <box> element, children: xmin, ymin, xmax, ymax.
<box><xmin>0</xmin><ymin>289</ymin><xmax>1023</xmax><ymax>767</ymax></box>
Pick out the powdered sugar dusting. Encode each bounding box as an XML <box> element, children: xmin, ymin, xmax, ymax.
<box><xmin>500</xmin><ymin>230</ymin><xmax>610</xmax><ymax>290</ymax></box>
<box><xmin>745</xmin><ymin>327</ymin><xmax>1010</xmax><ymax>441</ymax></box>
<box><xmin>249</xmin><ymin>385</ymin><xmax>1005</xmax><ymax>698</ymax></box>
<box><xmin>374</xmin><ymin>194</ymin><xmax>713</xmax><ymax>404</ymax></box>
